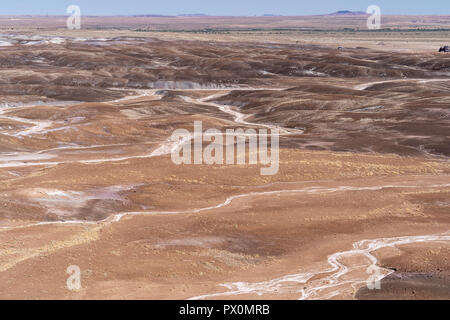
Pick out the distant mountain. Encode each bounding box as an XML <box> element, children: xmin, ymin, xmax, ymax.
<box><xmin>178</xmin><ymin>14</ymin><xmax>208</xmax><ymax>17</ymax></box>
<box><xmin>328</xmin><ymin>10</ymin><xmax>367</xmax><ymax>16</ymax></box>
<box><xmin>131</xmin><ymin>14</ymin><xmax>173</xmax><ymax>17</ymax></box>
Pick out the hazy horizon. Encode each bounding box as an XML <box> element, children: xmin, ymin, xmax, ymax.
<box><xmin>3</xmin><ymin>12</ymin><xmax>450</xmax><ymax>17</ymax></box>
<box><xmin>1</xmin><ymin>0</ymin><xmax>449</xmax><ymax>16</ymax></box>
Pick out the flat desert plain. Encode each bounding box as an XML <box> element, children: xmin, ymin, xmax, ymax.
<box><xmin>0</xmin><ymin>15</ymin><xmax>449</xmax><ymax>299</ymax></box>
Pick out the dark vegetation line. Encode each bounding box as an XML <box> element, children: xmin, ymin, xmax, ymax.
<box><xmin>131</xmin><ymin>28</ymin><xmax>450</xmax><ymax>33</ymax></box>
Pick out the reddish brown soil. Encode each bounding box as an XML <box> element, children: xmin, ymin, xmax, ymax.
<box><xmin>0</xmin><ymin>30</ymin><xmax>448</xmax><ymax>300</ymax></box>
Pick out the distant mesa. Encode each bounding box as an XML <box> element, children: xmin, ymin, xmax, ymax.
<box><xmin>328</xmin><ymin>10</ymin><xmax>367</xmax><ymax>16</ymax></box>
<box><xmin>131</xmin><ymin>14</ymin><xmax>173</xmax><ymax>17</ymax></box>
<box><xmin>178</xmin><ymin>14</ymin><xmax>209</xmax><ymax>17</ymax></box>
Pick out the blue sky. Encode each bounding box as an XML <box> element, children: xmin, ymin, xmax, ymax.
<box><xmin>1</xmin><ymin>0</ymin><xmax>448</xmax><ymax>16</ymax></box>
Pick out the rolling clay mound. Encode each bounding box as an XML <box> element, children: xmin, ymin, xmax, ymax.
<box><xmin>0</xmin><ymin>31</ymin><xmax>448</xmax><ymax>300</ymax></box>
<box><xmin>2</xmin><ymin>37</ymin><xmax>450</xmax><ymax>105</ymax></box>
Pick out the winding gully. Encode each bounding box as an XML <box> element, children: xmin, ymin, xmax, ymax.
<box><xmin>190</xmin><ymin>232</ymin><xmax>450</xmax><ymax>300</ymax></box>
<box><xmin>0</xmin><ymin>84</ymin><xmax>449</xmax><ymax>299</ymax></box>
